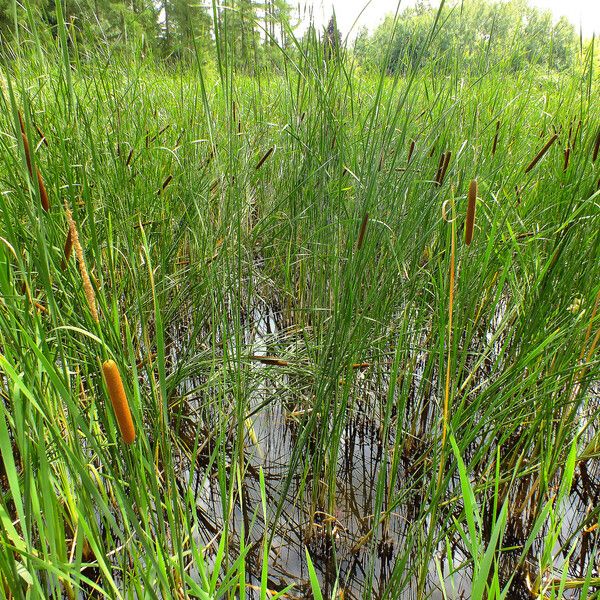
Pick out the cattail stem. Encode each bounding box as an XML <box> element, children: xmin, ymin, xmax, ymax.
<box><xmin>438</xmin><ymin>203</ymin><xmax>456</xmax><ymax>486</ymax></box>
<box><xmin>525</xmin><ymin>134</ymin><xmax>558</xmax><ymax>173</ymax></box>
<box><xmin>102</xmin><ymin>360</ymin><xmax>136</xmax><ymax>444</ymax></box>
<box><xmin>465</xmin><ymin>180</ymin><xmax>477</xmax><ymax>245</ymax></box>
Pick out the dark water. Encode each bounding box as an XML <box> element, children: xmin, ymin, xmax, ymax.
<box><xmin>171</xmin><ymin>303</ymin><xmax>600</xmax><ymax>599</ymax></box>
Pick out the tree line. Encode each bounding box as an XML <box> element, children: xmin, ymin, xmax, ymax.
<box><xmin>0</xmin><ymin>0</ymin><xmax>587</xmax><ymax>73</ymax></box>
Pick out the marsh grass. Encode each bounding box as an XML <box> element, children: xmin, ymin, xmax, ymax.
<box><xmin>0</xmin><ymin>2</ymin><xmax>599</xmax><ymax>599</ymax></box>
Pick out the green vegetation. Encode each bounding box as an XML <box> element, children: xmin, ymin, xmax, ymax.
<box><xmin>0</xmin><ymin>1</ymin><xmax>599</xmax><ymax>598</ymax></box>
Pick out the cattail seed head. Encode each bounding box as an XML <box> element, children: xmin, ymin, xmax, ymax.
<box><xmin>439</xmin><ymin>151</ymin><xmax>451</xmax><ymax>185</ymax></box>
<box><xmin>61</xmin><ymin>229</ymin><xmax>73</xmax><ymax>270</ymax></box>
<box><xmin>525</xmin><ymin>134</ymin><xmax>558</xmax><ymax>173</ymax></box>
<box><xmin>465</xmin><ymin>180</ymin><xmax>477</xmax><ymax>245</ymax></box>
<box><xmin>357</xmin><ymin>212</ymin><xmax>369</xmax><ymax>250</ymax></box>
<box><xmin>407</xmin><ymin>139</ymin><xmax>416</xmax><ymax>164</ymax></box>
<box><xmin>65</xmin><ymin>202</ymin><xmax>99</xmax><ymax>323</ymax></box>
<box><xmin>102</xmin><ymin>360</ymin><xmax>135</xmax><ymax>444</ymax></box>
<box><xmin>256</xmin><ymin>147</ymin><xmax>274</xmax><ymax>170</ymax></box>
<box><xmin>36</xmin><ymin>168</ymin><xmax>49</xmax><ymax>212</ymax></box>
<box><xmin>492</xmin><ymin>121</ymin><xmax>500</xmax><ymax>156</ymax></box>
<box><xmin>21</xmin><ymin>132</ymin><xmax>33</xmax><ymax>178</ymax></box>
<box><xmin>593</xmin><ymin>128</ymin><xmax>600</xmax><ymax>163</ymax></box>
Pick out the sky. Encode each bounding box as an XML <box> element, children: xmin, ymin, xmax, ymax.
<box><xmin>295</xmin><ymin>0</ymin><xmax>600</xmax><ymax>39</ymax></box>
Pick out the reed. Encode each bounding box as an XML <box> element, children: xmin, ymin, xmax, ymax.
<box><xmin>465</xmin><ymin>179</ymin><xmax>477</xmax><ymax>245</ymax></box>
<box><xmin>524</xmin><ymin>133</ymin><xmax>558</xmax><ymax>173</ymax></box>
<box><xmin>102</xmin><ymin>360</ymin><xmax>136</xmax><ymax>444</ymax></box>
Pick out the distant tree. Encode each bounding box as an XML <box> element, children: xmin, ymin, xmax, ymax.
<box><xmin>324</xmin><ymin>14</ymin><xmax>341</xmax><ymax>62</ymax></box>
<box><xmin>355</xmin><ymin>0</ymin><xmax>580</xmax><ymax>75</ymax></box>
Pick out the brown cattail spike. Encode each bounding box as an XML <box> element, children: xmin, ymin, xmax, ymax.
<box><xmin>256</xmin><ymin>147</ymin><xmax>274</xmax><ymax>170</ymax></box>
<box><xmin>492</xmin><ymin>121</ymin><xmax>500</xmax><ymax>156</ymax></box>
<box><xmin>439</xmin><ymin>151</ymin><xmax>451</xmax><ymax>185</ymax></box>
<box><xmin>158</xmin><ymin>175</ymin><xmax>173</xmax><ymax>194</ymax></box>
<box><xmin>357</xmin><ymin>212</ymin><xmax>369</xmax><ymax>250</ymax></box>
<box><xmin>61</xmin><ymin>229</ymin><xmax>73</xmax><ymax>270</ymax></box>
<box><xmin>593</xmin><ymin>128</ymin><xmax>600</xmax><ymax>163</ymax></box>
<box><xmin>465</xmin><ymin>180</ymin><xmax>477</xmax><ymax>245</ymax></box>
<box><xmin>525</xmin><ymin>134</ymin><xmax>558</xmax><ymax>173</ymax></box>
<box><xmin>102</xmin><ymin>360</ymin><xmax>135</xmax><ymax>444</ymax></box>
<box><xmin>36</xmin><ymin>168</ymin><xmax>49</xmax><ymax>212</ymax></box>
<box><xmin>407</xmin><ymin>140</ymin><xmax>416</xmax><ymax>164</ymax></box>
<box><xmin>21</xmin><ymin>132</ymin><xmax>33</xmax><ymax>178</ymax></box>
<box><xmin>563</xmin><ymin>146</ymin><xmax>570</xmax><ymax>172</ymax></box>
<box><xmin>435</xmin><ymin>152</ymin><xmax>445</xmax><ymax>184</ymax></box>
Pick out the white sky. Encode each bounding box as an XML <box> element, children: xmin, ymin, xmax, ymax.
<box><xmin>295</xmin><ymin>0</ymin><xmax>600</xmax><ymax>39</ymax></box>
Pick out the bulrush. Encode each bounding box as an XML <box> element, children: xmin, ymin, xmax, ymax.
<box><xmin>21</xmin><ymin>132</ymin><xmax>33</xmax><ymax>178</ymax></box>
<box><xmin>65</xmin><ymin>202</ymin><xmax>99</xmax><ymax>323</ymax></box>
<box><xmin>102</xmin><ymin>360</ymin><xmax>136</xmax><ymax>444</ymax></box>
<box><xmin>439</xmin><ymin>151</ymin><xmax>451</xmax><ymax>185</ymax></box>
<box><xmin>465</xmin><ymin>180</ymin><xmax>477</xmax><ymax>245</ymax></box>
<box><xmin>593</xmin><ymin>128</ymin><xmax>600</xmax><ymax>163</ymax></box>
<box><xmin>256</xmin><ymin>147</ymin><xmax>274</xmax><ymax>170</ymax></box>
<box><xmin>525</xmin><ymin>133</ymin><xmax>558</xmax><ymax>173</ymax></box>
<box><xmin>407</xmin><ymin>139</ymin><xmax>416</xmax><ymax>163</ymax></box>
<box><xmin>36</xmin><ymin>168</ymin><xmax>49</xmax><ymax>212</ymax></box>
<box><xmin>563</xmin><ymin>146</ymin><xmax>570</xmax><ymax>172</ymax></box>
<box><xmin>492</xmin><ymin>121</ymin><xmax>500</xmax><ymax>156</ymax></box>
<box><xmin>61</xmin><ymin>229</ymin><xmax>73</xmax><ymax>271</ymax></box>
<box><xmin>356</xmin><ymin>212</ymin><xmax>369</xmax><ymax>250</ymax></box>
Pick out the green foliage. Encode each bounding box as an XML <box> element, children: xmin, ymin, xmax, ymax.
<box><xmin>354</xmin><ymin>0</ymin><xmax>579</xmax><ymax>74</ymax></box>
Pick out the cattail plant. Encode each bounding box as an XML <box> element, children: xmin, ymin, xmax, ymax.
<box><xmin>593</xmin><ymin>128</ymin><xmax>600</xmax><ymax>163</ymax></box>
<box><xmin>356</xmin><ymin>212</ymin><xmax>369</xmax><ymax>250</ymax></box>
<box><xmin>563</xmin><ymin>146</ymin><xmax>570</xmax><ymax>172</ymax></box>
<box><xmin>525</xmin><ymin>133</ymin><xmax>558</xmax><ymax>173</ymax></box>
<box><xmin>36</xmin><ymin>168</ymin><xmax>49</xmax><ymax>212</ymax></box>
<box><xmin>407</xmin><ymin>139</ymin><xmax>416</xmax><ymax>163</ymax></box>
<box><xmin>492</xmin><ymin>120</ymin><xmax>500</xmax><ymax>156</ymax></box>
<box><xmin>439</xmin><ymin>151</ymin><xmax>451</xmax><ymax>185</ymax></box>
<box><xmin>465</xmin><ymin>180</ymin><xmax>477</xmax><ymax>245</ymax></box>
<box><xmin>19</xmin><ymin>111</ymin><xmax>50</xmax><ymax>211</ymax></box>
<box><xmin>65</xmin><ymin>202</ymin><xmax>99</xmax><ymax>323</ymax></box>
<box><xmin>434</xmin><ymin>152</ymin><xmax>445</xmax><ymax>184</ymax></box>
<box><xmin>61</xmin><ymin>229</ymin><xmax>73</xmax><ymax>271</ymax></box>
<box><xmin>102</xmin><ymin>360</ymin><xmax>136</xmax><ymax>444</ymax></box>
<box><xmin>158</xmin><ymin>174</ymin><xmax>173</xmax><ymax>195</ymax></box>
<box><xmin>256</xmin><ymin>147</ymin><xmax>274</xmax><ymax>170</ymax></box>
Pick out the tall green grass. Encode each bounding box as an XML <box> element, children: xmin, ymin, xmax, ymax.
<box><xmin>0</xmin><ymin>2</ymin><xmax>599</xmax><ymax>598</ymax></box>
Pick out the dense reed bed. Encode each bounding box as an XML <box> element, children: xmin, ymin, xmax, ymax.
<box><xmin>0</xmin><ymin>6</ymin><xmax>599</xmax><ymax>600</ymax></box>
